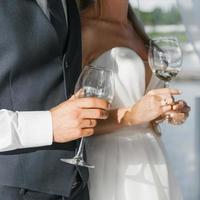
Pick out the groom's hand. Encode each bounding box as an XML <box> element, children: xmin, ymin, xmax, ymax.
<box><xmin>50</xmin><ymin>96</ymin><xmax>109</xmax><ymax>143</ymax></box>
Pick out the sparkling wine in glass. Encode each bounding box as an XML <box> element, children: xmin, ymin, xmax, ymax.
<box><xmin>61</xmin><ymin>65</ymin><xmax>115</xmax><ymax>168</ymax></box>
<box><xmin>148</xmin><ymin>36</ymin><xmax>182</xmax><ymax>87</ymax></box>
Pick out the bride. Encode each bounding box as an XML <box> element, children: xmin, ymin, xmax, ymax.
<box><xmin>79</xmin><ymin>0</ymin><xmax>190</xmax><ymax>199</ymax></box>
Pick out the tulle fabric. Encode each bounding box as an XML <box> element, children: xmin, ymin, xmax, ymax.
<box><xmin>87</xmin><ymin>47</ymin><xmax>182</xmax><ymax>200</ymax></box>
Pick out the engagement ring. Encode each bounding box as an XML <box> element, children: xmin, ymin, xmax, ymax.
<box><xmin>161</xmin><ymin>98</ymin><xmax>168</xmax><ymax>106</ymax></box>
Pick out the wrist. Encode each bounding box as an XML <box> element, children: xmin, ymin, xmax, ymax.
<box><xmin>119</xmin><ymin>107</ymin><xmax>136</xmax><ymax>126</ymax></box>
<box><xmin>121</xmin><ymin>107</ymin><xmax>146</xmax><ymax>126</ymax></box>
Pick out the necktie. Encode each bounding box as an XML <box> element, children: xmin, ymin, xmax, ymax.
<box><xmin>47</xmin><ymin>0</ymin><xmax>68</xmax><ymax>52</ymax></box>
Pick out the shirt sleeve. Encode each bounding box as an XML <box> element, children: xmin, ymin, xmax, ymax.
<box><xmin>0</xmin><ymin>109</ymin><xmax>53</xmax><ymax>152</ymax></box>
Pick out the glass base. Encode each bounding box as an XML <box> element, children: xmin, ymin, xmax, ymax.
<box><xmin>60</xmin><ymin>158</ymin><xmax>95</xmax><ymax>169</ymax></box>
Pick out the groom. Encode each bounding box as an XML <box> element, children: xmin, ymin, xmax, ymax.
<box><xmin>0</xmin><ymin>0</ymin><xmax>108</xmax><ymax>199</ymax></box>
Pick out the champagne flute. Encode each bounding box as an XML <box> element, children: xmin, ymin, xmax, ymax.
<box><xmin>61</xmin><ymin>65</ymin><xmax>115</xmax><ymax>168</ymax></box>
<box><xmin>148</xmin><ymin>36</ymin><xmax>182</xmax><ymax>88</ymax></box>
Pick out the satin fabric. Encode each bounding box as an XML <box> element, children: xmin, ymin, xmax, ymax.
<box><xmin>87</xmin><ymin>47</ymin><xmax>183</xmax><ymax>200</ymax></box>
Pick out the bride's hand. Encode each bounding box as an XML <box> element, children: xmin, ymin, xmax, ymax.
<box><xmin>164</xmin><ymin>100</ymin><xmax>191</xmax><ymax>125</ymax></box>
<box><xmin>121</xmin><ymin>88</ymin><xmax>181</xmax><ymax>126</ymax></box>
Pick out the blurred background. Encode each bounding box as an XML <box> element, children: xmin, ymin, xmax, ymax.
<box><xmin>130</xmin><ymin>0</ymin><xmax>200</xmax><ymax>199</ymax></box>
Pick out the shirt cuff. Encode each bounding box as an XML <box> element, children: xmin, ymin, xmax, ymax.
<box><xmin>17</xmin><ymin>111</ymin><xmax>53</xmax><ymax>148</ymax></box>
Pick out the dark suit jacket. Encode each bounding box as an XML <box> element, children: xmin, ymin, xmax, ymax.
<box><xmin>0</xmin><ymin>0</ymin><xmax>88</xmax><ymax>197</ymax></box>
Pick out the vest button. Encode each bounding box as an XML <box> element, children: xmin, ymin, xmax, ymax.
<box><xmin>63</xmin><ymin>54</ymin><xmax>69</xmax><ymax>69</ymax></box>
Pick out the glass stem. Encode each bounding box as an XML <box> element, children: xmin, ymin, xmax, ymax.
<box><xmin>75</xmin><ymin>137</ymin><xmax>85</xmax><ymax>159</ymax></box>
<box><xmin>164</xmin><ymin>81</ymin><xmax>171</xmax><ymax>122</ymax></box>
<box><xmin>164</xmin><ymin>81</ymin><xmax>169</xmax><ymax>88</ymax></box>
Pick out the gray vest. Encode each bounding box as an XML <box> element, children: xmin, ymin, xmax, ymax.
<box><xmin>0</xmin><ymin>0</ymin><xmax>88</xmax><ymax>197</ymax></box>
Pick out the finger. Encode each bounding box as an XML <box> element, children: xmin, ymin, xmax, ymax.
<box><xmin>80</xmin><ymin>119</ymin><xmax>97</xmax><ymax>128</ymax></box>
<box><xmin>172</xmin><ymin>102</ymin><xmax>191</xmax><ymax>113</ymax></box>
<box><xmin>172</xmin><ymin>102</ymin><xmax>184</xmax><ymax>111</ymax></box>
<box><xmin>69</xmin><ymin>128</ymin><xmax>95</xmax><ymax>140</ymax></box>
<box><xmin>167</xmin><ymin>112</ymin><xmax>187</xmax><ymax>125</ymax></box>
<box><xmin>76</xmin><ymin>98</ymin><xmax>109</xmax><ymax>110</ymax></box>
<box><xmin>169</xmin><ymin>111</ymin><xmax>189</xmax><ymax>120</ymax></box>
<box><xmin>72</xmin><ymin>128</ymin><xmax>95</xmax><ymax>140</ymax></box>
<box><xmin>175</xmin><ymin>100</ymin><xmax>190</xmax><ymax>110</ymax></box>
<box><xmin>81</xmin><ymin>128</ymin><xmax>95</xmax><ymax>137</ymax></box>
<box><xmin>160</xmin><ymin>105</ymin><xmax>172</xmax><ymax>114</ymax></box>
<box><xmin>148</xmin><ymin>88</ymin><xmax>181</xmax><ymax>96</ymax></box>
<box><xmin>54</xmin><ymin>127</ymin><xmax>94</xmax><ymax>142</ymax></box>
<box><xmin>149</xmin><ymin>94</ymin><xmax>172</xmax><ymax>106</ymax></box>
<box><xmin>160</xmin><ymin>95</ymin><xmax>175</xmax><ymax>106</ymax></box>
<box><xmin>80</xmin><ymin>109</ymin><xmax>108</xmax><ymax>119</ymax></box>
<box><xmin>168</xmin><ymin>112</ymin><xmax>185</xmax><ymax>119</ymax></box>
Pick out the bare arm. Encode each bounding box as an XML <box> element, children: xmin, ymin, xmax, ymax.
<box><xmin>94</xmin><ymin>88</ymin><xmax>189</xmax><ymax>135</ymax></box>
<box><xmin>94</xmin><ymin>108</ymin><xmax>128</xmax><ymax>135</ymax></box>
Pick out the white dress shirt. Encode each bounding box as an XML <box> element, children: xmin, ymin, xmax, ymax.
<box><xmin>0</xmin><ymin>0</ymin><xmax>68</xmax><ymax>152</ymax></box>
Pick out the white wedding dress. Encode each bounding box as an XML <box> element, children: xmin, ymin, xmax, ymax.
<box><xmin>87</xmin><ymin>47</ymin><xmax>183</xmax><ymax>200</ymax></box>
